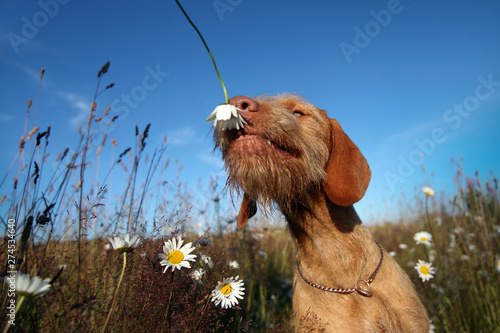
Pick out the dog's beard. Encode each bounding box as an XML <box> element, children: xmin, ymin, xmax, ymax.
<box><xmin>224</xmin><ymin>140</ymin><xmax>328</xmax><ymax>211</ymax></box>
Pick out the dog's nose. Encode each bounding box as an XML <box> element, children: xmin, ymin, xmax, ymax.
<box><xmin>229</xmin><ymin>96</ymin><xmax>260</xmax><ymax>113</ymax></box>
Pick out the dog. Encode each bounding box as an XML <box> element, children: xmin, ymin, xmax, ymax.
<box><xmin>212</xmin><ymin>94</ymin><xmax>429</xmax><ymax>332</ymax></box>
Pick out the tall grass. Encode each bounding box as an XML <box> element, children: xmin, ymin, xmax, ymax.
<box><xmin>1</xmin><ymin>64</ymin><xmax>499</xmax><ymax>332</ymax></box>
<box><xmin>370</xmin><ymin>166</ymin><xmax>500</xmax><ymax>333</ymax></box>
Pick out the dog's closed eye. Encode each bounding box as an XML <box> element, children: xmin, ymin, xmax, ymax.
<box><xmin>292</xmin><ymin>110</ymin><xmax>305</xmax><ymax>117</ymax></box>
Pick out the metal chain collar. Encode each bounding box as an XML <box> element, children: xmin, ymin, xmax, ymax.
<box><xmin>296</xmin><ymin>240</ymin><xmax>384</xmax><ymax>297</ymax></box>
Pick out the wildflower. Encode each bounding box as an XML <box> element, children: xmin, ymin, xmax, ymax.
<box><xmin>190</xmin><ymin>268</ymin><xmax>205</xmax><ymax>282</ymax></box>
<box><xmin>422</xmin><ymin>186</ymin><xmax>435</xmax><ymax>196</ymax></box>
<box><xmin>434</xmin><ymin>217</ymin><xmax>442</xmax><ymax>226</ymax></box>
<box><xmin>495</xmin><ymin>257</ymin><xmax>500</xmax><ymax>273</ymax></box>
<box><xmin>211</xmin><ymin>276</ymin><xmax>245</xmax><ymax>309</ymax></box>
<box><xmin>7</xmin><ymin>273</ymin><xmax>51</xmax><ymax>297</ymax></box>
<box><xmin>206</xmin><ymin>104</ymin><xmax>247</xmax><ymax>131</ymax></box>
<box><xmin>398</xmin><ymin>243</ymin><xmax>408</xmax><ymax>250</ymax></box>
<box><xmin>414</xmin><ymin>231</ymin><xmax>432</xmax><ymax>246</ymax></box>
<box><xmin>252</xmin><ymin>233</ymin><xmax>264</xmax><ymax>241</ymax></box>
<box><xmin>158</xmin><ymin>237</ymin><xmax>197</xmax><ymax>272</ymax></box>
<box><xmin>1</xmin><ymin>273</ymin><xmax>51</xmax><ymax>333</ymax></box>
<box><xmin>228</xmin><ymin>260</ymin><xmax>240</xmax><ymax>270</ymax></box>
<box><xmin>414</xmin><ymin>260</ymin><xmax>436</xmax><ymax>282</ymax></box>
<box><xmin>429</xmin><ymin>319</ymin><xmax>436</xmax><ymax>333</ymax></box>
<box><xmin>466</xmin><ymin>177</ymin><xmax>476</xmax><ymax>191</ymax></box>
<box><xmin>389</xmin><ymin>251</ymin><xmax>396</xmax><ymax>257</ymax></box>
<box><xmin>200</xmin><ymin>254</ymin><xmax>214</xmax><ymax>268</ymax></box>
<box><xmin>103</xmin><ymin>232</ymin><xmax>139</xmax><ymax>333</ymax></box>
<box><xmin>108</xmin><ymin>233</ymin><xmax>143</xmax><ymax>253</ymax></box>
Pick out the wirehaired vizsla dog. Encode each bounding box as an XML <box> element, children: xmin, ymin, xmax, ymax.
<box><xmin>212</xmin><ymin>94</ymin><xmax>429</xmax><ymax>332</ymax></box>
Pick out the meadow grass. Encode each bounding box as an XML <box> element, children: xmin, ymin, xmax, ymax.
<box><xmin>0</xmin><ymin>64</ymin><xmax>499</xmax><ymax>332</ymax></box>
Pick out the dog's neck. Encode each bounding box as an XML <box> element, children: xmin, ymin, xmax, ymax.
<box><xmin>283</xmin><ymin>192</ymin><xmax>381</xmax><ymax>287</ymax></box>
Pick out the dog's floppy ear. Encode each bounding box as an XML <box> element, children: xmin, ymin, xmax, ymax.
<box><xmin>323</xmin><ymin>118</ymin><xmax>371</xmax><ymax>206</ymax></box>
<box><xmin>237</xmin><ymin>192</ymin><xmax>257</xmax><ymax>229</ymax></box>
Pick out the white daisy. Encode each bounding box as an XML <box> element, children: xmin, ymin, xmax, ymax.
<box><xmin>228</xmin><ymin>260</ymin><xmax>240</xmax><ymax>270</ymax></box>
<box><xmin>495</xmin><ymin>257</ymin><xmax>500</xmax><ymax>273</ymax></box>
<box><xmin>211</xmin><ymin>276</ymin><xmax>245</xmax><ymax>309</ymax></box>
<box><xmin>414</xmin><ymin>231</ymin><xmax>432</xmax><ymax>246</ymax></box>
<box><xmin>6</xmin><ymin>273</ymin><xmax>51</xmax><ymax>297</ymax></box>
<box><xmin>414</xmin><ymin>260</ymin><xmax>436</xmax><ymax>282</ymax></box>
<box><xmin>398</xmin><ymin>243</ymin><xmax>408</xmax><ymax>250</ymax></box>
<box><xmin>158</xmin><ymin>237</ymin><xmax>197</xmax><ymax>272</ymax></box>
<box><xmin>108</xmin><ymin>233</ymin><xmax>143</xmax><ymax>253</ymax></box>
<box><xmin>206</xmin><ymin>104</ymin><xmax>247</xmax><ymax>131</ymax></box>
<box><xmin>422</xmin><ymin>186</ymin><xmax>436</xmax><ymax>196</ymax></box>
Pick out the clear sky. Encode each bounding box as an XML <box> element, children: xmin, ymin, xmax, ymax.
<box><xmin>1</xmin><ymin>0</ymin><xmax>499</xmax><ymax>225</ymax></box>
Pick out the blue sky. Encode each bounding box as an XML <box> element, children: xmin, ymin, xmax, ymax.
<box><xmin>1</xmin><ymin>0</ymin><xmax>499</xmax><ymax>225</ymax></box>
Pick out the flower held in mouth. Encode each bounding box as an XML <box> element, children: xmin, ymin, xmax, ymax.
<box><xmin>206</xmin><ymin>104</ymin><xmax>247</xmax><ymax>130</ymax></box>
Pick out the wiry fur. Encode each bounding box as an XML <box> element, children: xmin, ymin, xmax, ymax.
<box><xmin>213</xmin><ymin>94</ymin><xmax>429</xmax><ymax>332</ymax></box>
<box><xmin>215</xmin><ymin>94</ymin><xmax>329</xmax><ymax>213</ymax></box>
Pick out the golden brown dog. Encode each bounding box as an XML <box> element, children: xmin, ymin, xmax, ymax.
<box><xmin>212</xmin><ymin>94</ymin><xmax>429</xmax><ymax>332</ymax></box>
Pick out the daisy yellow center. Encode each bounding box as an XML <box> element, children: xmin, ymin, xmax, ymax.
<box><xmin>420</xmin><ymin>237</ymin><xmax>427</xmax><ymax>242</ymax></box>
<box><xmin>168</xmin><ymin>250</ymin><xmax>184</xmax><ymax>264</ymax></box>
<box><xmin>420</xmin><ymin>266</ymin><xmax>429</xmax><ymax>275</ymax></box>
<box><xmin>221</xmin><ymin>284</ymin><xmax>232</xmax><ymax>295</ymax></box>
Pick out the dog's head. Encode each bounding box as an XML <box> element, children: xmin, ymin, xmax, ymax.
<box><xmin>212</xmin><ymin>94</ymin><xmax>371</xmax><ymax>229</ymax></box>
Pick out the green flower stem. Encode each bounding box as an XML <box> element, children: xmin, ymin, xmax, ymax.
<box><xmin>102</xmin><ymin>252</ymin><xmax>127</xmax><ymax>333</ymax></box>
<box><xmin>15</xmin><ymin>296</ymin><xmax>25</xmax><ymax>315</ymax></box>
<box><xmin>1</xmin><ymin>296</ymin><xmax>25</xmax><ymax>333</ymax></box>
<box><xmin>164</xmin><ymin>270</ymin><xmax>175</xmax><ymax>329</ymax></box>
<box><xmin>175</xmin><ymin>0</ymin><xmax>229</xmax><ymax>103</ymax></box>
